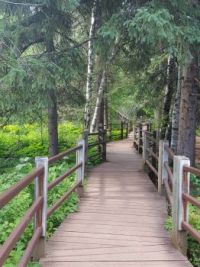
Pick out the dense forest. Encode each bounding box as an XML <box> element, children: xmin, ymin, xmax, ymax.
<box><xmin>0</xmin><ymin>0</ymin><xmax>200</xmax><ymax>266</ymax></box>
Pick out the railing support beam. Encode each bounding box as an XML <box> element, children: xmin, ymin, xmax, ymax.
<box><xmin>171</xmin><ymin>156</ymin><xmax>190</xmax><ymax>256</ymax></box>
<box><xmin>76</xmin><ymin>140</ymin><xmax>85</xmax><ymax>197</ymax></box>
<box><xmin>158</xmin><ymin>140</ymin><xmax>169</xmax><ymax>195</ymax></box>
<box><xmin>32</xmin><ymin>157</ymin><xmax>48</xmax><ymax>260</ymax></box>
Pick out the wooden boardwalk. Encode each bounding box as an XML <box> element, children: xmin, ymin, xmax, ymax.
<box><xmin>40</xmin><ymin>136</ymin><xmax>192</xmax><ymax>267</ymax></box>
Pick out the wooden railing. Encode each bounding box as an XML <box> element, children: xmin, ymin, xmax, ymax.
<box><xmin>143</xmin><ymin>131</ymin><xmax>159</xmax><ymax>180</ymax></box>
<box><xmin>0</xmin><ymin>167</ymin><xmax>44</xmax><ymax>266</ymax></box>
<box><xmin>0</xmin><ymin>142</ymin><xmax>85</xmax><ymax>266</ymax></box>
<box><xmin>134</xmin><ymin>123</ymin><xmax>200</xmax><ymax>254</ymax></box>
<box><xmin>84</xmin><ymin>121</ymin><xmax>129</xmax><ymax>164</ymax></box>
<box><xmin>0</xmin><ymin>120</ymin><xmax>131</xmax><ymax>266</ymax></box>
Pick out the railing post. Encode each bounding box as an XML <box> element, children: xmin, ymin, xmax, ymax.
<box><xmin>142</xmin><ymin>131</ymin><xmax>148</xmax><ymax>162</ymax></box>
<box><xmin>120</xmin><ymin>121</ymin><xmax>124</xmax><ymax>140</ymax></box>
<box><xmin>158</xmin><ymin>140</ymin><xmax>169</xmax><ymax>195</ymax></box>
<box><xmin>76</xmin><ymin>139</ymin><xmax>85</xmax><ymax>196</ymax></box>
<box><xmin>139</xmin><ymin>123</ymin><xmax>143</xmax><ymax>154</ymax></box>
<box><xmin>33</xmin><ymin>157</ymin><xmax>48</xmax><ymax>260</ymax></box>
<box><xmin>171</xmin><ymin>156</ymin><xmax>190</xmax><ymax>256</ymax></box>
<box><xmin>151</xmin><ymin>130</ymin><xmax>157</xmax><ymax>174</ymax></box>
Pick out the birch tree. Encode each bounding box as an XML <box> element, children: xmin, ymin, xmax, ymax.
<box><xmin>84</xmin><ymin>0</ymin><xmax>97</xmax><ymax>131</ymax></box>
<box><xmin>90</xmin><ymin>43</ymin><xmax>119</xmax><ymax>132</ymax></box>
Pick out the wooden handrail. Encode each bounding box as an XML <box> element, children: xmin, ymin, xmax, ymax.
<box><xmin>19</xmin><ymin>227</ymin><xmax>42</xmax><ymax>267</ymax></box>
<box><xmin>183</xmin><ymin>165</ymin><xmax>200</xmax><ymax>177</ymax></box>
<box><xmin>164</xmin><ymin>161</ymin><xmax>173</xmax><ymax>185</ymax></box>
<box><xmin>145</xmin><ymin>159</ymin><xmax>158</xmax><ymax>177</ymax></box>
<box><xmin>0</xmin><ymin>197</ymin><xmax>43</xmax><ymax>265</ymax></box>
<box><xmin>47</xmin><ymin>180</ymin><xmax>82</xmax><ymax>217</ymax></box>
<box><xmin>182</xmin><ymin>192</ymin><xmax>200</xmax><ymax>209</ymax></box>
<box><xmin>163</xmin><ymin>179</ymin><xmax>172</xmax><ymax>206</ymax></box>
<box><xmin>146</xmin><ymin>134</ymin><xmax>158</xmax><ymax>144</ymax></box>
<box><xmin>164</xmin><ymin>145</ymin><xmax>174</xmax><ymax>159</ymax></box>
<box><xmin>135</xmin><ymin>122</ymin><xmax>200</xmax><ymax>248</ymax></box>
<box><xmin>88</xmin><ymin>152</ymin><xmax>101</xmax><ymax>160</ymax></box>
<box><xmin>182</xmin><ymin>221</ymin><xmax>200</xmax><ymax>243</ymax></box>
<box><xmin>0</xmin><ymin>166</ymin><xmax>44</xmax><ymax>209</ymax></box>
<box><xmin>0</xmin><ymin>121</ymin><xmax>130</xmax><ymax>265</ymax></box>
<box><xmin>48</xmin><ymin>145</ymin><xmax>82</xmax><ymax>164</ymax></box>
<box><xmin>180</xmin><ymin>163</ymin><xmax>200</xmax><ymax>245</ymax></box>
<box><xmin>88</xmin><ymin>141</ymin><xmax>101</xmax><ymax>148</ymax></box>
<box><xmin>0</xmin><ymin>141</ymin><xmax>86</xmax><ymax>265</ymax></box>
<box><xmin>146</xmin><ymin>148</ymin><xmax>158</xmax><ymax>161</ymax></box>
<box><xmin>48</xmin><ymin>162</ymin><xmax>82</xmax><ymax>190</ymax></box>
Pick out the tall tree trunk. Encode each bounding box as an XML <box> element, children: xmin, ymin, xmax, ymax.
<box><xmin>171</xmin><ymin>65</ymin><xmax>182</xmax><ymax>153</ymax></box>
<box><xmin>104</xmin><ymin>93</ymin><xmax>108</xmax><ymax>130</ymax></box>
<box><xmin>48</xmin><ymin>89</ymin><xmax>58</xmax><ymax>156</ymax></box>
<box><xmin>84</xmin><ymin>0</ymin><xmax>97</xmax><ymax>131</ymax></box>
<box><xmin>161</xmin><ymin>56</ymin><xmax>176</xmax><ymax>139</ymax></box>
<box><xmin>99</xmin><ymin>95</ymin><xmax>105</xmax><ymax>126</ymax></box>
<box><xmin>177</xmin><ymin>56</ymin><xmax>198</xmax><ymax>166</ymax></box>
<box><xmin>90</xmin><ymin>43</ymin><xmax>119</xmax><ymax>132</ymax></box>
<box><xmin>90</xmin><ymin>69</ymin><xmax>107</xmax><ymax>132</ymax></box>
<box><xmin>46</xmin><ymin>35</ymin><xmax>59</xmax><ymax>156</ymax></box>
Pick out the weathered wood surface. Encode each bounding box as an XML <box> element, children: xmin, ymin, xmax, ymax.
<box><xmin>40</xmin><ymin>134</ymin><xmax>192</xmax><ymax>267</ymax></box>
<box><xmin>196</xmin><ymin>136</ymin><xmax>200</xmax><ymax>164</ymax></box>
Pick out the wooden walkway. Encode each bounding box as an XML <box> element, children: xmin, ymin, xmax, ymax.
<box><xmin>40</xmin><ymin>136</ymin><xmax>192</xmax><ymax>267</ymax></box>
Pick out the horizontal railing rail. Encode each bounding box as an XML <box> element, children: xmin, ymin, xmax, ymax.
<box><xmin>47</xmin><ymin>141</ymin><xmax>85</xmax><ymax>218</ymax></box>
<box><xmin>0</xmin><ymin>167</ymin><xmax>44</xmax><ymax>209</ymax></box>
<box><xmin>142</xmin><ymin>129</ymin><xmax>159</xmax><ymax>185</ymax></box>
<box><xmin>0</xmin><ymin>140</ymin><xmax>85</xmax><ymax>266</ymax></box>
<box><xmin>48</xmin><ymin>145</ymin><xmax>82</xmax><ymax>165</ymax></box>
<box><xmin>0</xmin><ymin>164</ymin><xmax>46</xmax><ymax>267</ymax></box>
<box><xmin>181</xmin><ymin>165</ymin><xmax>200</xmax><ymax>243</ymax></box>
<box><xmin>134</xmin><ymin>121</ymin><xmax>200</xmax><ymax>254</ymax></box>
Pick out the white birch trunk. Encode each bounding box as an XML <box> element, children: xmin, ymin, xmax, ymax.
<box><xmin>90</xmin><ymin>69</ymin><xmax>106</xmax><ymax>132</ymax></box>
<box><xmin>84</xmin><ymin>0</ymin><xmax>97</xmax><ymax>131</ymax></box>
<box><xmin>90</xmin><ymin>44</ymin><xmax>119</xmax><ymax>132</ymax></box>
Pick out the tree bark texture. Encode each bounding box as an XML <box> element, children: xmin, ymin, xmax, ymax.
<box><xmin>171</xmin><ymin>65</ymin><xmax>182</xmax><ymax>153</ymax></box>
<box><xmin>90</xmin><ymin>69</ymin><xmax>106</xmax><ymax>132</ymax></box>
<box><xmin>46</xmin><ymin>36</ymin><xmax>59</xmax><ymax>156</ymax></box>
<box><xmin>177</xmin><ymin>56</ymin><xmax>198</xmax><ymax>166</ymax></box>
<box><xmin>48</xmin><ymin>89</ymin><xmax>59</xmax><ymax>156</ymax></box>
<box><xmin>161</xmin><ymin>56</ymin><xmax>176</xmax><ymax>139</ymax></box>
<box><xmin>84</xmin><ymin>0</ymin><xmax>97</xmax><ymax>131</ymax></box>
<box><xmin>104</xmin><ymin>93</ymin><xmax>108</xmax><ymax>130</ymax></box>
<box><xmin>90</xmin><ymin>44</ymin><xmax>119</xmax><ymax>132</ymax></box>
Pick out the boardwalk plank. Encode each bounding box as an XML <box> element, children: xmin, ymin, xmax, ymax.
<box><xmin>40</xmin><ymin>136</ymin><xmax>192</xmax><ymax>267</ymax></box>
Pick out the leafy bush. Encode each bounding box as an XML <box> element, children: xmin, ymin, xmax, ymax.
<box><xmin>0</xmin><ymin>122</ymin><xmax>81</xmax><ymax>171</ymax></box>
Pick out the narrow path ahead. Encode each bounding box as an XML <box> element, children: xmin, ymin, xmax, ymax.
<box><xmin>41</xmin><ymin>136</ymin><xmax>192</xmax><ymax>267</ymax></box>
